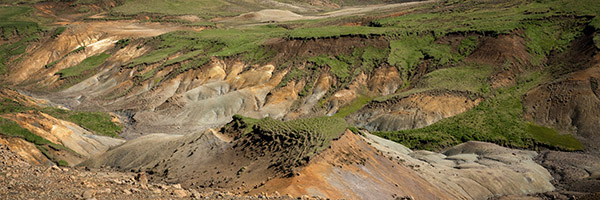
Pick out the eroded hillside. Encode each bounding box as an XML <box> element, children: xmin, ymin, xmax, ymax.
<box><xmin>1</xmin><ymin>0</ymin><xmax>600</xmax><ymax>199</ymax></box>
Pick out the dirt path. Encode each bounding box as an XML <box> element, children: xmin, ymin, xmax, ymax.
<box><xmin>65</xmin><ymin>20</ymin><xmax>207</xmax><ymax>38</ymax></box>
<box><xmin>315</xmin><ymin>0</ymin><xmax>437</xmax><ymax>18</ymax></box>
<box><xmin>222</xmin><ymin>0</ymin><xmax>437</xmax><ymax>23</ymax></box>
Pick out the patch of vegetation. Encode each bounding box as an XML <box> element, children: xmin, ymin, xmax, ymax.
<box><xmin>527</xmin><ymin>123</ymin><xmax>584</xmax><ymax>151</ymax></box>
<box><xmin>0</xmin><ymin>117</ymin><xmax>60</xmax><ymax>148</ymax></box>
<box><xmin>417</xmin><ymin>65</ymin><xmax>492</xmax><ymax>95</ymax></box>
<box><xmin>457</xmin><ymin>36</ymin><xmax>479</xmax><ymax>56</ymax></box>
<box><xmin>57</xmin><ymin>53</ymin><xmax>110</xmax><ymax>78</ymax></box>
<box><xmin>359</xmin><ymin>46</ymin><xmax>389</xmax><ymax>72</ymax></box>
<box><xmin>523</xmin><ymin>19</ymin><xmax>585</xmax><ymax>65</ymax></box>
<box><xmin>278</xmin><ymin>67</ymin><xmax>307</xmax><ymax>88</ymax></box>
<box><xmin>115</xmin><ymin>38</ymin><xmax>130</xmax><ymax>48</ymax></box>
<box><xmin>0</xmin><ymin>93</ymin><xmax>122</xmax><ymax>138</ymax></box>
<box><xmin>52</xmin><ymin>26</ymin><xmax>66</xmax><ymax>38</ymax></box>
<box><xmin>288</xmin><ymin>26</ymin><xmax>393</xmax><ymax>39</ymax></box>
<box><xmin>70</xmin><ymin>46</ymin><xmax>86</xmax><ymax>54</ymax></box>
<box><xmin>372</xmin><ymin>0</ymin><xmax>599</xmax><ymax>36</ymax></box>
<box><xmin>388</xmin><ymin>34</ymin><xmax>459</xmax><ymax>80</ymax></box>
<box><xmin>0</xmin><ymin>115</ymin><xmax>78</xmax><ymax>167</ymax></box>
<box><xmin>0</xmin><ymin>32</ymin><xmax>39</xmax><ymax>74</ymax></box>
<box><xmin>227</xmin><ymin>115</ymin><xmax>348</xmax><ymax>171</ymax></box>
<box><xmin>240</xmin><ymin>47</ymin><xmax>276</xmax><ymax>66</ymax></box>
<box><xmin>373</xmin><ymin>72</ymin><xmax>582</xmax><ymax>151</ymax></box>
<box><xmin>591</xmin><ymin>17</ymin><xmax>600</xmax><ymax>30</ymax></box>
<box><xmin>57</xmin><ymin>160</ymin><xmax>69</xmax><ymax>167</ymax></box>
<box><xmin>176</xmin><ymin>56</ymin><xmax>211</xmax><ymax>73</ymax></box>
<box><xmin>0</xmin><ymin>6</ymin><xmax>40</xmax><ymax>40</ymax></box>
<box><xmin>333</xmin><ymin>95</ymin><xmax>373</xmax><ymax>118</ymax></box>
<box><xmin>308</xmin><ymin>55</ymin><xmax>350</xmax><ymax>82</ymax></box>
<box><xmin>110</xmin><ymin>0</ymin><xmax>266</xmax><ymax>18</ymax></box>
<box><xmin>41</xmin><ymin>107</ymin><xmax>122</xmax><ymax>138</ymax></box>
<box><xmin>128</xmin><ymin>26</ymin><xmax>285</xmax><ymax>77</ymax></box>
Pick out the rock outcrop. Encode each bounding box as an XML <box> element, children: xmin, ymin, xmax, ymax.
<box><xmin>364</xmin><ymin>132</ymin><xmax>555</xmax><ymax>199</ymax></box>
<box><xmin>348</xmin><ymin>90</ymin><xmax>481</xmax><ymax>131</ymax></box>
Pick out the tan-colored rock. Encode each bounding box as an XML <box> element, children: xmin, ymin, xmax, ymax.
<box><xmin>172</xmin><ymin>189</ymin><xmax>189</xmax><ymax>198</ymax></box>
<box><xmin>364</xmin><ymin>133</ymin><xmax>555</xmax><ymax>199</ymax></box>
<box><xmin>82</xmin><ymin>190</ymin><xmax>95</xmax><ymax>199</ymax></box>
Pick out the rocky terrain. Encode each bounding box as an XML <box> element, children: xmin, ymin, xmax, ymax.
<box><xmin>1</xmin><ymin>0</ymin><xmax>600</xmax><ymax>199</ymax></box>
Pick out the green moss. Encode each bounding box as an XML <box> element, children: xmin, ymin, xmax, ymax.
<box><xmin>57</xmin><ymin>53</ymin><xmax>110</xmax><ymax>78</ymax></box>
<box><xmin>374</xmin><ymin>72</ymin><xmax>550</xmax><ymax>151</ymax></box>
<box><xmin>41</xmin><ymin>107</ymin><xmax>122</xmax><ymax>138</ymax></box>
<box><xmin>111</xmin><ymin>0</ymin><xmax>249</xmax><ymax>18</ymax></box>
<box><xmin>524</xmin><ymin>20</ymin><xmax>584</xmax><ymax>65</ymax></box>
<box><xmin>177</xmin><ymin>56</ymin><xmax>211</xmax><ymax>73</ymax></box>
<box><xmin>0</xmin><ymin>6</ymin><xmax>40</xmax><ymax>40</ymax></box>
<box><xmin>278</xmin><ymin>67</ymin><xmax>306</xmax><ymax>88</ymax></box>
<box><xmin>333</xmin><ymin>95</ymin><xmax>373</xmax><ymax>118</ymax></box>
<box><xmin>57</xmin><ymin>160</ymin><xmax>69</xmax><ymax>167</ymax></box>
<box><xmin>0</xmin><ymin>34</ymin><xmax>39</xmax><ymax>74</ymax></box>
<box><xmin>591</xmin><ymin>17</ymin><xmax>600</xmax><ymax>30</ymax></box>
<box><xmin>128</xmin><ymin>27</ymin><xmax>284</xmax><ymax>70</ymax></box>
<box><xmin>116</xmin><ymin>38</ymin><xmax>130</xmax><ymax>49</ymax></box>
<box><xmin>458</xmin><ymin>36</ymin><xmax>479</xmax><ymax>56</ymax></box>
<box><xmin>371</xmin><ymin>0</ymin><xmax>599</xmax><ymax>36</ymax></box>
<box><xmin>0</xmin><ymin>93</ymin><xmax>122</xmax><ymax>138</ymax></box>
<box><xmin>52</xmin><ymin>26</ymin><xmax>66</xmax><ymax>38</ymax></box>
<box><xmin>527</xmin><ymin>123</ymin><xmax>583</xmax><ymax>151</ymax></box>
<box><xmin>288</xmin><ymin>26</ymin><xmax>392</xmax><ymax>39</ymax></box>
<box><xmin>0</xmin><ymin>117</ymin><xmax>55</xmax><ymax>146</ymax></box>
<box><xmin>388</xmin><ymin>34</ymin><xmax>459</xmax><ymax>79</ymax></box>
<box><xmin>0</xmin><ymin>98</ymin><xmax>29</xmax><ymax>114</ymax></box>
<box><xmin>309</xmin><ymin>55</ymin><xmax>350</xmax><ymax>81</ymax></box>
<box><xmin>360</xmin><ymin>46</ymin><xmax>389</xmax><ymax>72</ymax></box>
<box><xmin>418</xmin><ymin>65</ymin><xmax>493</xmax><ymax>94</ymax></box>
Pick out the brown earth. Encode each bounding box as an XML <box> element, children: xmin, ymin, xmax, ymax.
<box><xmin>257</xmin><ymin>131</ymin><xmax>452</xmax><ymax>199</ymax></box>
<box><xmin>347</xmin><ymin>90</ymin><xmax>481</xmax><ymax>131</ymax></box>
<box><xmin>0</xmin><ymin>88</ymin><xmax>124</xmax><ymax>166</ymax></box>
<box><xmin>7</xmin><ymin>27</ymin><xmax>404</xmax><ymax>139</ymax></box>
<box><xmin>535</xmin><ymin>150</ymin><xmax>600</xmax><ymax>199</ymax></box>
<box><xmin>0</xmin><ymin>141</ymin><xmax>298</xmax><ymax>199</ymax></box>
<box><xmin>523</xmin><ymin>32</ymin><xmax>600</xmax><ymax>154</ymax></box>
<box><xmin>465</xmin><ymin>31</ymin><xmax>531</xmax><ymax>88</ymax></box>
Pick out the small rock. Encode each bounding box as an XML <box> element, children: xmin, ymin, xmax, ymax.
<box><xmin>51</xmin><ymin>166</ymin><xmax>60</xmax><ymax>171</ymax></box>
<box><xmin>135</xmin><ymin>172</ymin><xmax>148</xmax><ymax>185</ymax></box>
<box><xmin>61</xmin><ymin>168</ymin><xmax>69</xmax><ymax>172</ymax></box>
<box><xmin>82</xmin><ymin>190</ymin><xmax>95</xmax><ymax>199</ymax></box>
<box><xmin>172</xmin><ymin>189</ymin><xmax>189</xmax><ymax>198</ymax></box>
<box><xmin>152</xmin><ymin>188</ymin><xmax>162</xmax><ymax>194</ymax></box>
<box><xmin>122</xmin><ymin>189</ymin><xmax>132</xmax><ymax>195</ymax></box>
<box><xmin>172</xmin><ymin>184</ymin><xmax>182</xmax><ymax>189</ymax></box>
<box><xmin>99</xmin><ymin>188</ymin><xmax>112</xmax><ymax>194</ymax></box>
<box><xmin>189</xmin><ymin>189</ymin><xmax>201</xmax><ymax>198</ymax></box>
<box><xmin>156</xmin><ymin>184</ymin><xmax>168</xmax><ymax>189</ymax></box>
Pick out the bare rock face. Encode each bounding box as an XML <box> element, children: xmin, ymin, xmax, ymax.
<box><xmin>0</xmin><ymin>136</ymin><xmax>51</xmax><ymax>165</ymax></box>
<box><xmin>348</xmin><ymin>90</ymin><xmax>481</xmax><ymax>131</ymax></box>
<box><xmin>259</xmin><ymin>131</ymin><xmax>453</xmax><ymax>200</ymax></box>
<box><xmin>536</xmin><ymin>151</ymin><xmax>600</xmax><ymax>195</ymax></box>
<box><xmin>4</xmin><ymin>112</ymin><xmax>124</xmax><ymax>160</ymax></box>
<box><xmin>523</xmin><ymin>65</ymin><xmax>600</xmax><ymax>153</ymax></box>
<box><xmin>364</xmin><ymin>133</ymin><xmax>555</xmax><ymax>200</ymax></box>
